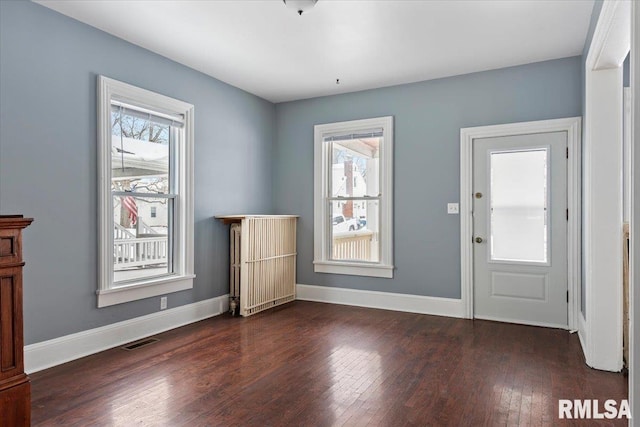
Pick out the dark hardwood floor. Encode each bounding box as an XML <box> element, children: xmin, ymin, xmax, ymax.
<box><xmin>30</xmin><ymin>301</ymin><xmax>627</xmax><ymax>426</ymax></box>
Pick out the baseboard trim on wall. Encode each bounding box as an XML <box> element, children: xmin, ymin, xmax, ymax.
<box><xmin>24</xmin><ymin>295</ymin><xmax>229</xmax><ymax>374</ymax></box>
<box><xmin>296</xmin><ymin>284</ymin><xmax>464</xmax><ymax>318</ymax></box>
<box><xmin>474</xmin><ymin>315</ymin><xmax>567</xmax><ymax>330</ymax></box>
<box><xmin>578</xmin><ymin>312</ymin><xmax>589</xmax><ymax>364</ymax></box>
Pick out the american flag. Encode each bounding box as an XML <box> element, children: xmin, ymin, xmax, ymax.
<box><xmin>122</xmin><ymin>196</ymin><xmax>138</xmax><ymax>225</ymax></box>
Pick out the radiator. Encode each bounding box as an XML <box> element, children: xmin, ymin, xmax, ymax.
<box><xmin>222</xmin><ymin>215</ymin><xmax>297</xmax><ymax>317</ymax></box>
<box><xmin>229</xmin><ymin>223</ymin><xmax>242</xmax><ymax>314</ymax></box>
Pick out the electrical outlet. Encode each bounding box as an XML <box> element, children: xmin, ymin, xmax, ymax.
<box><xmin>160</xmin><ymin>296</ymin><xmax>167</xmax><ymax>310</ymax></box>
<box><xmin>447</xmin><ymin>203</ymin><xmax>459</xmax><ymax>214</ymax></box>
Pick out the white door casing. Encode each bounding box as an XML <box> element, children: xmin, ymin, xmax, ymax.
<box><xmin>472</xmin><ymin>132</ymin><xmax>568</xmax><ymax>328</ymax></box>
<box><xmin>460</xmin><ymin>117</ymin><xmax>581</xmax><ymax>330</ymax></box>
<box><xmin>583</xmin><ymin>0</ymin><xmax>629</xmax><ymax>373</ymax></box>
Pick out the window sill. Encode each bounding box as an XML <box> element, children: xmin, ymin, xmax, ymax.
<box><xmin>97</xmin><ymin>274</ymin><xmax>195</xmax><ymax>307</ymax></box>
<box><xmin>313</xmin><ymin>261</ymin><xmax>394</xmax><ymax>278</ymax></box>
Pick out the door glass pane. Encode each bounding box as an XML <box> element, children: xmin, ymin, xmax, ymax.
<box><xmin>113</xmin><ymin>195</ymin><xmax>172</xmax><ymax>283</ymax></box>
<box><xmin>490</xmin><ymin>149</ymin><xmax>548</xmax><ymax>263</ymax></box>
<box><xmin>329</xmin><ymin>199</ymin><xmax>379</xmax><ymax>263</ymax></box>
<box><xmin>329</xmin><ymin>136</ymin><xmax>380</xmax><ymax>197</ymax></box>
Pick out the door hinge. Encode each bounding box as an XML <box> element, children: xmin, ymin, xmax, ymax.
<box><xmin>567</xmin><ymin>290</ymin><xmax>569</xmax><ymax>303</ymax></box>
<box><xmin>566</xmin><ymin>147</ymin><xmax>569</xmax><ymax>159</ymax></box>
<box><xmin>566</xmin><ymin>209</ymin><xmax>569</xmax><ymax>221</ymax></box>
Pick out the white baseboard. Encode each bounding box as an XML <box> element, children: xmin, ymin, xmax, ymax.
<box><xmin>296</xmin><ymin>284</ymin><xmax>464</xmax><ymax>318</ymax></box>
<box><xmin>578</xmin><ymin>312</ymin><xmax>588</xmax><ymax>363</ymax></box>
<box><xmin>24</xmin><ymin>294</ymin><xmax>229</xmax><ymax>374</ymax></box>
<box><xmin>474</xmin><ymin>315</ymin><xmax>567</xmax><ymax>330</ymax></box>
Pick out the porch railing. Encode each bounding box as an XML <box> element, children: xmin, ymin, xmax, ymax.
<box><xmin>332</xmin><ymin>230</ymin><xmax>374</xmax><ymax>261</ymax></box>
<box><xmin>137</xmin><ymin>218</ymin><xmax>159</xmax><ymax>236</ymax></box>
<box><xmin>114</xmin><ymin>236</ymin><xmax>168</xmax><ymax>270</ymax></box>
<box><xmin>114</xmin><ymin>222</ymin><xmax>136</xmax><ymax>239</ymax></box>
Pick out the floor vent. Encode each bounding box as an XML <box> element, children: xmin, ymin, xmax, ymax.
<box><xmin>122</xmin><ymin>337</ymin><xmax>159</xmax><ymax>351</ymax></box>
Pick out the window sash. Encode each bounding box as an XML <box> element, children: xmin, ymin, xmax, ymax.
<box><xmin>327</xmin><ymin>199</ymin><xmax>381</xmax><ymax>264</ymax></box>
<box><xmin>327</xmin><ymin>136</ymin><xmax>381</xmax><ymax>199</ymax></box>
<box><xmin>110</xmin><ymin>112</ymin><xmax>178</xmax><ymax>191</ymax></box>
<box><xmin>111</xmin><ymin>194</ymin><xmax>176</xmax><ymax>283</ymax></box>
<box><xmin>110</xmin><ymin>113</ymin><xmax>179</xmax><ymax>283</ymax></box>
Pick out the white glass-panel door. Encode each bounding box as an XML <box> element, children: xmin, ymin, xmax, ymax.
<box><xmin>473</xmin><ymin>132</ymin><xmax>567</xmax><ymax>328</ymax></box>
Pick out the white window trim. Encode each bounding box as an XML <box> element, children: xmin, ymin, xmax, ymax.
<box><xmin>97</xmin><ymin>76</ymin><xmax>195</xmax><ymax>308</ymax></box>
<box><xmin>313</xmin><ymin>116</ymin><xmax>394</xmax><ymax>278</ymax></box>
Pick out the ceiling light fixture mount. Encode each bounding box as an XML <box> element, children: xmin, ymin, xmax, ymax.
<box><xmin>283</xmin><ymin>0</ymin><xmax>318</xmax><ymax>16</ymax></box>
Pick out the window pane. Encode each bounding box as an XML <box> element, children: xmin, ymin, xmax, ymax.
<box><xmin>330</xmin><ymin>137</ymin><xmax>380</xmax><ymax>197</ymax></box>
<box><xmin>490</xmin><ymin>149</ymin><xmax>548</xmax><ymax>263</ymax></box>
<box><xmin>111</xmin><ymin>109</ymin><xmax>171</xmax><ymax>194</ymax></box>
<box><xmin>113</xmin><ymin>195</ymin><xmax>172</xmax><ymax>283</ymax></box>
<box><xmin>330</xmin><ymin>199</ymin><xmax>379</xmax><ymax>263</ymax></box>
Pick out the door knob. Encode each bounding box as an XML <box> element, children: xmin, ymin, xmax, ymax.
<box><xmin>475</xmin><ymin>237</ymin><xmax>483</xmax><ymax>243</ymax></box>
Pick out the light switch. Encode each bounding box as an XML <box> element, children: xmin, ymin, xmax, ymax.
<box><xmin>447</xmin><ymin>203</ymin><xmax>459</xmax><ymax>214</ymax></box>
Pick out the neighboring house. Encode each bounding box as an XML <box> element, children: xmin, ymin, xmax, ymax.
<box><xmin>331</xmin><ymin>161</ymin><xmax>367</xmax><ymax>220</ymax></box>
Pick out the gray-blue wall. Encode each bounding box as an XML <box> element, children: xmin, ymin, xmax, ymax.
<box><xmin>0</xmin><ymin>1</ymin><xmax>275</xmax><ymax>344</ymax></box>
<box><xmin>274</xmin><ymin>57</ymin><xmax>582</xmax><ymax>299</ymax></box>
<box><xmin>1</xmin><ymin>0</ymin><xmax>586</xmax><ymax>345</ymax></box>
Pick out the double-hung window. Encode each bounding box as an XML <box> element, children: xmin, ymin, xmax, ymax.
<box><xmin>313</xmin><ymin>116</ymin><xmax>394</xmax><ymax>278</ymax></box>
<box><xmin>97</xmin><ymin>76</ymin><xmax>194</xmax><ymax>307</ymax></box>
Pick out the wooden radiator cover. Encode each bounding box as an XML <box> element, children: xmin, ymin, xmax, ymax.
<box><xmin>216</xmin><ymin>215</ymin><xmax>297</xmax><ymax>317</ymax></box>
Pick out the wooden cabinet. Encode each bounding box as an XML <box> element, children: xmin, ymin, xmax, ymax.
<box><xmin>0</xmin><ymin>215</ymin><xmax>33</xmax><ymax>427</ymax></box>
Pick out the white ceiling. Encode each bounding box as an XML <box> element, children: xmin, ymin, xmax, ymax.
<box><xmin>35</xmin><ymin>0</ymin><xmax>594</xmax><ymax>103</ymax></box>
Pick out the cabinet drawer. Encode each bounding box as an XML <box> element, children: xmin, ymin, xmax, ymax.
<box><xmin>0</xmin><ymin>229</ymin><xmax>22</xmax><ymax>267</ymax></box>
